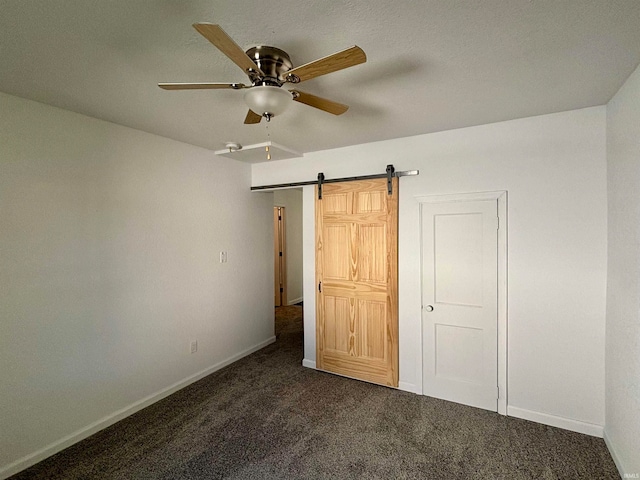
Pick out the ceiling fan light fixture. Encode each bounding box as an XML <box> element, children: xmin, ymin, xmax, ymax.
<box><xmin>244</xmin><ymin>86</ymin><xmax>292</xmax><ymax>119</ymax></box>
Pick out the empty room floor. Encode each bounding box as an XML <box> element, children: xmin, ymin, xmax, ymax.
<box><xmin>11</xmin><ymin>306</ymin><xmax>617</xmax><ymax>479</ymax></box>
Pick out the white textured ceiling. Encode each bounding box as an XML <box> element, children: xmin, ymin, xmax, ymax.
<box><xmin>2</xmin><ymin>0</ymin><xmax>640</xmax><ymax>157</ymax></box>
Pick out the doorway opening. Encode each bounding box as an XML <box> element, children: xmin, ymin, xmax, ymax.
<box><xmin>273</xmin><ymin>189</ymin><xmax>304</xmax><ymax>349</ymax></box>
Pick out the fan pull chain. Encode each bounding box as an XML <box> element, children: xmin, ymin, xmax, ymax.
<box><xmin>265</xmin><ymin>123</ymin><xmax>271</xmax><ymax>161</ymax></box>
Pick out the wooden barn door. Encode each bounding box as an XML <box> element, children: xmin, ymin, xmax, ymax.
<box><xmin>316</xmin><ymin>178</ymin><xmax>398</xmax><ymax>387</ymax></box>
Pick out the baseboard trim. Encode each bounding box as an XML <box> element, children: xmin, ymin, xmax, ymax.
<box><xmin>287</xmin><ymin>297</ymin><xmax>303</xmax><ymax>306</ymax></box>
<box><xmin>302</xmin><ymin>359</ymin><xmax>316</xmax><ymax>369</ymax></box>
<box><xmin>603</xmin><ymin>429</ymin><xmax>627</xmax><ymax>478</ymax></box>
<box><xmin>0</xmin><ymin>336</ymin><xmax>276</xmax><ymax>480</ymax></box>
<box><xmin>507</xmin><ymin>406</ymin><xmax>603</xmax><ymax>438</ymax></box>
<box><xmin>398</xmin><ymin>382</ymin><xmax>419</xmax><ymax>394</ymax></box>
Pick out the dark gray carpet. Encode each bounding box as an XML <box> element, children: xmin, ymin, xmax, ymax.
<box><xmin>12</xmin><ymin>306</ymin><xmax>618</xmax><ymax>479</ymax></box>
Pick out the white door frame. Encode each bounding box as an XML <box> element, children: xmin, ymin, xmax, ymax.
<box><xmin>416</xmin><ymin>191</ymin><xmax>507</xmax><ymax>415</ymax></box>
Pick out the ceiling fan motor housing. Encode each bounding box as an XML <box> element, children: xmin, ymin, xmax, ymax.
<box><xmin>245</xmin><ymin>46</ymin><xmax>295</xmax><ymax>86</ymax></box>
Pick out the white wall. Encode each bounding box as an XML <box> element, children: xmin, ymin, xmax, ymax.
<box><xmin>0</xmin><ymin>92</ymin><xmax>274</xmax><ymax>476</ymax></box>
<box><xmin>302</xmin><ymin>185</ymin><xmax>316</xmax><ymax>365</ymax></box>
<box><xmin>274</xmin><ymin>189</ymin><xmax>303</xmax><ymax>304</ymax></box>
<box><xmin>253</xmin><ymin>107</ymin><xmax>608</xmax><ymax>432</ymax></box>
<box><xmin>605</xmin><ymin>62</ymin><xmax>640</xmax><ymax>476</ymax></box>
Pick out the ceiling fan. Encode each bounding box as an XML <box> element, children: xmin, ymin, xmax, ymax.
<box><xmin>158</xmin><ymin>23</ymin><xmax>366</xmax><ymax>124</ymax></box>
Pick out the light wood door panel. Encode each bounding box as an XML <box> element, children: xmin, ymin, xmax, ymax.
<box><xmin>316</xmin><ymin>178</ymin><xmax>398</xmax><ymax>387</ymax></box>
<box><xmin>273</xmin><ymin>207</ymin><xmax>286</xmax><ymax>306</ymax></box>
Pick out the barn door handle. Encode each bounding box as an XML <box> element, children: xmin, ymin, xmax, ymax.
<box><xmin>424</xmin><ymin>305</ymin><xmax>434</xmax><ymax>312</ymax></box>
<box><xmin>318</xmin><ymin>282</ymin><xmax>322</xmax><ymax>292</ymax></box>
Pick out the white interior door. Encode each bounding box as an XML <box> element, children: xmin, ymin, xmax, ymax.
<box><xmin>421</xmin><ymin>199</ymin><xmax>498</xmax><ymax>411</ymax></box>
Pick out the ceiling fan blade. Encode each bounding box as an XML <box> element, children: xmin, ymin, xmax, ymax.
<box><xmin>286</xmin><ymin>46</ymin><xmax>366</xmax><ymax>83</ymax></box>
<box><xmin>290</xmin><ymin>90</ymin><xmax>349</xmax><ymax>115</ymax></box>
<box><xmin>193</xmin><ymin>23</ymin><xmax>264</xmax><ymax>76</ymax></box>
<box><xmin>244</xmin><ymin>109</ymin><xmax>262</xmax><ymax>124</ymax></box>
<box><xmin>158</xmin><ymin>82</ymin><xmax>247</xmax><ymax>90</ymax></box>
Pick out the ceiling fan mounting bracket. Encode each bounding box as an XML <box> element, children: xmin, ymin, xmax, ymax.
<box><xmin>245</xmin><ymin>46</ymin><xmax>293</xmax><ymax>87</ymax></box>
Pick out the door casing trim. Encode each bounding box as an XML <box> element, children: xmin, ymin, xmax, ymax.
<box><xmin>416</xmin><ymin>191</ymin><xmax>507</xmax><ymax>415</ymax></box>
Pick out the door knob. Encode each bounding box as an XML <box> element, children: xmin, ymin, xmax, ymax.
<box><xmin>424</xmin><ymin>305</ymin><xmax>434</xmax><ymax>312</ymax></box>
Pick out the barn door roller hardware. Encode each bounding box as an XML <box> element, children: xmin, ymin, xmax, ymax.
<box><xmin>250</xmin><ymin>165</ymin><xmax>419</xmax><ymax>199</ymax></box>
<box><xmin>386</xmin><ymin>164</ymin><xmax>395</xmax><ymax>195</ymax></box>
<box><xmin>317</xmin><ymin>172</ymin><xmax>325</xmax><ymax>199</ymax></box>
